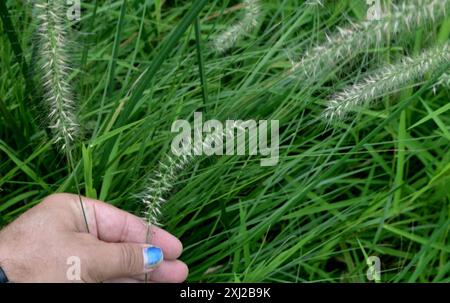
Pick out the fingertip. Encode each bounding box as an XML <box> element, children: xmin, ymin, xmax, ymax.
<box><xmin>150</xmin><ymin>225</ymin><xmax>183</xmax><ymax>260</ymax></box>
<box><xmin>149</xmin><ymin>260</ymin><xmax>189</xmax><ymax>283</ymax></box>
<box><xmin>178</xmin><ymin>261</ymin><xmax>189</xmax><ymax>283</ymax></box>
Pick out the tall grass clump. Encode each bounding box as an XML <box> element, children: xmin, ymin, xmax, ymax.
<box><xmin>289</xmin><ymin>0</ymin><xmax>449</xmax><ymax>79</ymax></box>
<box><xmin>2</xmin><ymin>0</ymin><xmax>450</xmax><ymax>283</ymax></box>
<box><xmin>34</xmin><ymin>0</ymin><xmax>78</xmax><ymax>152</ymax></box>
<box><xmin>212</xmin><ymin>0</ymin><xmax>261</xmax><ymax>54</ymax></box>
<box><xmin>323</xmin><ymin>43</ymin><xmax>450</xmax><ymax>121</ymax></box>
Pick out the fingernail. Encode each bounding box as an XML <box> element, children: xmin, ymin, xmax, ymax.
<box><xmin>143</xmin><ymin>246</ymin><xmax>163</xmax><ymax>270</ymax></box>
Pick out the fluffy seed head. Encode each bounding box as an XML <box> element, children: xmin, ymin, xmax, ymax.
<box><xmin>323</xmin><ymin>43</ymin><xmax>450</xmax><ymax>121</ymax></box>
<box><xmin>34</xmin><ymin>1</ymin><xmax>79</xmax><ymax>151</ymax></box>
<box><xmin>436</xmin><ymin>73</ymin><xmax>450</xmax><ymax>88</ymax></box>
<box><xmin>306</xmin><ymin>0</ymin><xmax>324</xmax><ymax>6</ymax></box>
<box><xmin>212</xmin><ymin>0</ymin><xmax>261</xmax><ymax>54</ymax></box>
<box><xmin>140</xmin><ymin>122</ymin><xmax>246</xmax><ymax>226</ymax></box>
<box><xmin>289</xmin><ymin>0</ymin><xmax>450</xmax><ymax>80</ymax></box>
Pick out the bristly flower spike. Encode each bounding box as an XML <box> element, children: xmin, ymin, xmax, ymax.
<box><xmin>305</xmin><ymin>0</ymin><xmax>324</xmax><ymax>6</ymax></box>
<box><xmin>212</xmin><ymin>0</ymin><xmax>261</xmax><ymax>54</ymax></box>
<box><xmin>34</xmin><ymin>0</ymin><xmax>79</xmax><ymax>152</ymax></box>
<box><xmin>289</xmin><ymin>0</ymin><xmax>450</xmax><ymax>80</ymax></box>
<box><xmin>140</xmin><ymin>122</ymin><xmax>246</xmax><ymax>226</ymax></box>
<box><xmin>323</xmin><ymin>43</ymin><xmax>450</xmax><ymax>121</ymax></box>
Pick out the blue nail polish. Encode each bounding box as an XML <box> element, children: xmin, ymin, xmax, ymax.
<box><xmin>143</xmin><ymin>246</ymin><xmax>163</xmax><ymax>269</ymax></box>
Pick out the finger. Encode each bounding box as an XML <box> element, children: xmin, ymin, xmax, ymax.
<box><xmin>85</xmin><ymin>242</ymin><xmax>164</xmax><ymax>281</ymax></box>
<box><xmin>131</xmin><ymin>260</ymin><xmax>189</xmax><ymax>282</ymax></box>
<box><xmin>104</xmin><ymin>278</ymin><xmax>142</xmax><ymax>283</ymax></box>
<box><xmin>59</xmin><ymin>194</ymin><xmax>183</xmax><ymax>259</ymax></box>
<box><xmin>84</xmin><ymin>196</ymin><xmax>183</xmax><ymax>260</ymax></box>
<box><xmin>148</xmin><ymin>260</ymin><xmax>189</xmax><ymax>283</ymax></box>
<box><xmin>147</xmin><ymin>225</ymin><xmax>183</xmax><ymax>260</ymax></box>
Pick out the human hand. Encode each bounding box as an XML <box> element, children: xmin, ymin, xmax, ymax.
<box><xmin>0</xmin><ymin>193</ymin><xmax>188</xmax><ymax>283</ymax></box>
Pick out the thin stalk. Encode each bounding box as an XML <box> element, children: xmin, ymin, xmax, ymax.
<box><xmin>67</xmin><ymin>149</ymin><xmax>90</xmax><ymax>233</ymax></box>
<box><xmin>194</xmin><ymin>17</ymin><xmax>209</xmax><ymax>111</ymax></box>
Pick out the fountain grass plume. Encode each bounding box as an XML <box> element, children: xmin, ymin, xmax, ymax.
<box><xmin>139</xmin><ymin>123</ymin><xmax>246</xmax><ymax>226</ymax></box>
<box><xmin>289</xmin><ymin>0</ymin><xmax>450</xmax><ymax>79</ymax></box>
<box><xmin>212</xmin><ymin>0</ymin><xmax>261</xmax><ymax>54</ymax></box>
<box><xmin>34</xmin><ymin>0</ymin><xmax>79</xmax><ymax>152</ymax></box>
<box><xmin>139</xmin><ymin>147</ymin><xmax>197</xmax><ymax>226</ymax></box>
<box><xmin>431</xmin><ymin>72</ymin><xmax>450</xmax><ymax>94</ymax></box>
<box><xmin>436</xmin><ymin>73</ymin><xmax>450</xmax><ymax>88</ymax></box>
<box><xmin>306</xmin><ymin>0</ymin><xmax>324</xmax><ymax>6</ymax></box>
<box><xmin>323</xmin><ymin>43</ymin><xmax>450</xmax><ymax>121</ymax></box>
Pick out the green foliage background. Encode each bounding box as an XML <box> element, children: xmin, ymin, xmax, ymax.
<box><xmin>1</xmin><ymin>0</ymin><xmax>449</xmax><ymax>282</ymax></box>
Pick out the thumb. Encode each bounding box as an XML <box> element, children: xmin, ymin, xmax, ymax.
<box><xmin>85</xmin><ymin>243</ymin><xmax>164</xmax><ymax>281</ymax></box>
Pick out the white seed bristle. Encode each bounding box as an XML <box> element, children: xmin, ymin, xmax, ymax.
<box><xmin>212</xmin><ymin>0</ymin><xmax>261</xmax><ymax>54</ymax></box>
<box><xmin>35</xmin><ymin>1</ymin><xmax>79</xmax><ymax>151</ymax></box>
<box><xmin>323</xmin><ymin>43</ymin><xmax>450</xmax><ymax>121</ymax></box>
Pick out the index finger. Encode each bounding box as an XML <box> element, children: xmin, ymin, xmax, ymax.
<box><xmin>54</xmin><ymin>193</ymin><xmax>183</xmax><ymax>260</ymax></box>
